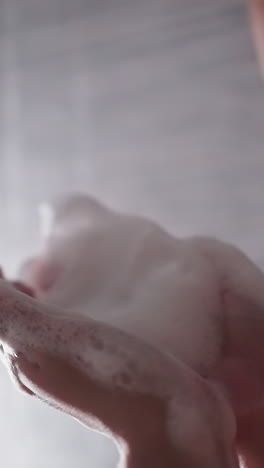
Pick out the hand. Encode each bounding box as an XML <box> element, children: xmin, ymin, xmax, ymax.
<box><xmin>0</xmin><ymin>271</ymin><xmax>237</xmax><ymax>467</ymax></box>
<box><xmin>15</xmin><ymin>350</ymin><xmax>180</xmax><ymax>468</ymax></box>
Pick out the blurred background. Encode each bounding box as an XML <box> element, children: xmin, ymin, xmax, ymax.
<box><xmin>0</xmin><ymin>0</ymin><xmax>263</xmax><ymax>466</ymax></box>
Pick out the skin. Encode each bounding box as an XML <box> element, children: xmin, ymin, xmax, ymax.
<box><xmin>0</xmin><ymin>192</ymin><xmax>262</xmax><ymax>467</ymax></box>
<box><xmin>0</xmin><ymin>277</ymin><xmax>236</xmax><ymax>468</ymax></box>
<box><xmin>238</xmin><ymin>5</ymin><xmax>264</xmax><ymax>463</ymax></box>
<box><xmin>249</xmin><ymin>0</ymin><xmax>264</xmax><ymax>75</ymax></box>
<box><xmin>15</xmin><ymin>352</ymin><xmax>208</xmax><ymax>468</ymax></box>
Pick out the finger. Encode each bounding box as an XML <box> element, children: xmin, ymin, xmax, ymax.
<box><xmin>11</xmin><ymin>281</ymin><xmax>36</xmax><ymax>298</ymax></box>
<box><xmin>16</xmin><ymin>351</ymin><xmax>84</xmax><ymax>397</ymax></box>
<box><xmin>248</xmin><ymin>0</ymin><xmax>264</xmax><ymax>76</ymax></box>
<box><xmin>0</xmin><ymin>266</ymin><xmax>35</xmax><ymax>297</ymax></box>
